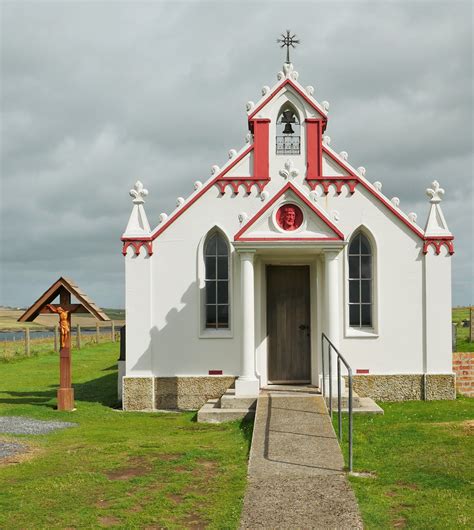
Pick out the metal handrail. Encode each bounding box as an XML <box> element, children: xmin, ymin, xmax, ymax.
<box><xmin>321</xmin><ymin>332</ymin><xmax>354</xmax><ymax>472</ymax></box>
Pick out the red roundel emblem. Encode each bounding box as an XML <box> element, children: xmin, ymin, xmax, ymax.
<box><xmin>276</xmin><ymin>204</ymin><xmax>303</xmax><ymax>231</ymax></box>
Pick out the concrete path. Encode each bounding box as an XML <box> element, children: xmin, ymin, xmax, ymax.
<box><xmin>240</xmin><ymin>392</ymin><xmax>363</xmax><ymax>529</ymax></box>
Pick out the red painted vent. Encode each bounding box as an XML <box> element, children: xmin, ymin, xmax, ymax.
<box><xmin>356</xmin><ymin>369</ymin><xmax>370</xmax><ymax>374</ymax></box>
<box><xmin>208</xmin><ymin>370</ymin><xmax>223</xmax><ymax>375</ymax></box>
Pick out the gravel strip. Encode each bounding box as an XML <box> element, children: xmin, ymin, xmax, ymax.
<box><xmin>0</xmin><ymin>440</ymin><xmax>28</xmax><ymax>459</ymax></box>
<box><xmin>0</xmin><ymin>416</ymin><xmax>77</xmax><ymax>435</ymax></box>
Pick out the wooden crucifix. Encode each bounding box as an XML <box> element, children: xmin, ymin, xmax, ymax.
<box><xmin>18</xmin><ymin>277</ymin><xmax>110</xmax><ymax>411</ymax></box>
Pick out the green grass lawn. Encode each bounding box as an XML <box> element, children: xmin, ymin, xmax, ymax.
<box><xmin>453</xmin><ymin>307</ymin><xmax>474</xmax><ymax>352</ymax></box>
<box><xmin>0</xmin><ymin>343</ymin><xmax>252</xmax><ymax>529</ymax></box>
<box><xmin>336</xmin><ymin>398</ymin><xmax>474</xmax><ymax>529</ymax></box>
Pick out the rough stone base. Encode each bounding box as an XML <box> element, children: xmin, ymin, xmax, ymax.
<box><xmin>348</xmin><ymin>374</ymin><xmax>456</xmax><ymax>402</ymax></box>
<box><xmin>122</xmin><ymin>377</ymin><xmax>154</xmax><ymax>411</ymax></box>
<box><xmin>155</xmin><ymin>376</ymin><xmax>236</xmax><ymax>410</ymax></box>
<box><xmin>122</xmin><ymin>375</ymin><xmax>236</xmax><ymax>411</ymax></box>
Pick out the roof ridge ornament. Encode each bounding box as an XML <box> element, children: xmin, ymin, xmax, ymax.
<box><xmin>129</xmin><ymin>180</ymin><xmax>148</xmax><ymax>205</ymax></box>
<box><xmin>426</xmin><ymin>180</ymin><xmax>444</xmax><ymax>204</ymax></box>
<box><xmin>277</xmin><ymin>29</ymin><xmax>300</xmax><ymax>65</ymax></box>
<box><xmin>424</xmin><ymin>179</ymin><xmax>451</xmax><ymax>238</ymax></box>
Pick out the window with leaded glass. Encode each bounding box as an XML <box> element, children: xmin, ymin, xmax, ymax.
<box><xmin>205</xmin><ymin>233</ymin><xmax>229</xmax><ymax>329</ymax></box>
<box><xmin>348</xmin><ymin>233</ymin><xmax>373</xmax><ymax>328</ymax></box>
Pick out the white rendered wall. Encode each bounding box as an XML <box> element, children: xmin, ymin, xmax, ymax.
<box><xmin>423</xmin><ymin>246</ymin><xmax>453</xmax><ymax>373</ymax></box>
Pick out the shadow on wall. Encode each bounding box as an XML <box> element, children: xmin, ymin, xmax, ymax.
<box><xmin>130</xmin><ymin>280</ymin><xmax>200</xmax><ymax>375</ymax></box>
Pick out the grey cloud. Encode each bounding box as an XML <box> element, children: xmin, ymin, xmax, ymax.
<box><xmin>1</xmin><ymin>1</ymin><xmax>472</xmax><ymax>308</ymax></box>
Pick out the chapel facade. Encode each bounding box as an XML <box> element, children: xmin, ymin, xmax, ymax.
<box><xmin>120</xmin><ymin>59</ymin><xmax>455</xmax><ymax>410</ymax></box>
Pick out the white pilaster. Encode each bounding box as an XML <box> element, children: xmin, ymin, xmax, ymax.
<box><xmin>323</xmin><ymin>250</ymin><xmax>341</xmax><ymax>386</ymax></box>
<box><xmin>235</xmin><ymin>251</ymin><xmax>259</xmax><ymax>397</ymax></box>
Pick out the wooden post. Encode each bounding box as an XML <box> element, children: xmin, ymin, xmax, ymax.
<box><xmin>57</xmin><ymin>289</ymin><xmax>74</xmax><ymax>411</ymax></box>
<box><xmin>111</xmin><ymin>321</ymin><xmax>115</xmax><ymax>342</ymax></box>
<box><xmin>76</xmin><ymin>325</ymin><xmax>81</xmax><ymax>349</ymax></box>
<box><xmin>96</xmin><ymin>322</ymin><xmax>100</xmax><ymax>344</ymax></box>
<box><xmin>54</xmin><ymin>325</ymin><xmax>59</xmax><ymax>352</ymax></box>
<box><xmin>25</xmin><ymin>328</ymin><xmax>30</xmax><ymax>356</ymax></box>
<box><xmin>470</xmin><ymin>306</ymin><xmax>474</xmax><ymax>343</ymax></box>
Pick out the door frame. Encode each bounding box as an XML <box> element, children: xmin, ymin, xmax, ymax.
<box><xmin>254</xmin><ymin>254</ymin><xmax>322</xmax><ymax>388</ymax></box>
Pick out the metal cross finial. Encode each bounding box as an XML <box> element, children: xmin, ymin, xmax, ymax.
<box><xmin>277</xmin><ymin>30</ymin><xmax>300</xmax><ymax>64</ymax></box>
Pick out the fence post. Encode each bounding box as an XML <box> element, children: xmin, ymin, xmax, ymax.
<box><xmin>54</xmin><ymin>325</ymin><xmax>59</xmax><ymax>352</ymax></box>
<box><xmin>470</xmin><ymin>306</ymin><xmax>474</xmax><ymax>343</ymax></box>
<box><xmin>25</xmin><ymin>328</ymin><xmax>30</xmax><ymax>356</ymax></box>
<box><xmin>452</xmin><ymin>322</ymin><xmax>457</xmax><ymax>352</ymax></box>
<box><xmin>111</xmin><ymin>321</ymin><xmax>115</xmax><ymax>342</ymax></box>
<box><xmin>96</xmin><ymin>322</ymin><xmax>100</xmax><ymax>344</ymax></box>
<box><xmin>76</xmin><ymin>325</ymin><xmax>81</xmax><ymax>349</ymax></box>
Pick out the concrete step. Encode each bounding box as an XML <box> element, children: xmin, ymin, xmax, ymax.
<box><xmin>327</xmin><ymin>393</ymin><xmax>362</xmax><ymax>408</ymax></box>
<box><xmin>220</xmin><ymin>388</ymin><xmax>257</xmax><ymax>410</ymax></box>
<box><xmin>197</xmin><ymin>399</ymin><xmax>255</xmax><ymax>424</ymax></box>
<box><xmin>344</xmin><ymin>397</ymin><xmax>384</xmax><ymax>414</ymax></box>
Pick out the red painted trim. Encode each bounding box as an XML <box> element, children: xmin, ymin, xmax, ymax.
<box><xmin>423</xmin><ymin>239</ymin><xmax>455</xmax><ymax>255</ymax></box>
<box><xmin>234</xmin><ymin>182</ymin><xmax>344</xmax><ymax>241</ymax></box>
<box><xmin>253</xmin><ymin>120</ymin><xmax>269</xmax><ymax>180</ymax></box>
<box><xmin>122</xmin><ymin>240</ymin><xmax>153</xmax><ymax>256</ymax></box>
<box><xmin>306</xmin><ymin>178</ymin><xmax>358</xmax><ymax>195</ymax></box>
<box><xmin>356</xmin><ymin>369</ymin><xmax>370</xmax><ymax>374</ymax></box>
<box><xmin>216</xmin><ymin>179</ymin><xmax>270</xmax><ymax>195</ymax></box>
<box><xmin>305</xmin><ymin>119</ymin><xmax>323</xmax><ymax>179</ymax></box>
<box><xmin>321</xmin><ymin>145</ymin><xmax>357</xmax><ymax>177</ymax></box>
<box><xmin>208</xmin><ymin>369</ymin><xmax>223</xmax><ymax>375</ymax></box>
<box><xmin>248</xmin><ymin>78</ymin><xmax>327</xmax><ymax>121</ymax></box>
<box><xmin>217</xmin><ymin>145</ymin><xmax>254</xmax><ymax>179</ymax></box>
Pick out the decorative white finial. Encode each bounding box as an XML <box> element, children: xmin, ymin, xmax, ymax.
<box><xmin>261</xmin><ymin>86</ymin><xmax>270</xmax><ymax>96</ymax></box>
<box><xmin>322</xmin><ymin>101</ymin><xmax>330</xmax><ymax>112</ymax></box>
<box><xmin>176</xmin><ymin>197</ymin><xmax>185</xmax><ymax>207</ymax></box>
<box><xmin>408</xmin><ymin>212</ymin><xmax>417</xmax><ymax>223</ymax></box>
<box><xmin>426</xmin><ymin>180</ymin><xmax>445</xmax><ymax>203</ymax></box>
<box><xmin>194</xmin><ymin>181</ymin><xmax>203</xmax><ymax>191</ymax></box>
<box><xmin>238</xmin><ymin>212</ymin><xmax>248</xmax><ymax>224</ymax></box>
<box><xmin>323</xmin><ymin>135</ymin><xmax>331</xmax><ymax>145</ymax></box>
<box><xmin>279</xmin><ymin>159</ymin><xmax>299</xmax><ymax>179</ymax></box>
<box><xmin>374</xmin><ymin>181</ymin><xmax>382</xmax><ymax>192</ymax></box>
<box><xmin>309</xmin><ymin>189</ymin><xmax>320</xmax><ymax>202</ymax></box>
<box><xmin>331</xmin><ymin>210</ymin><xmax>340</xmax><ymax>222</ymax></box>
<box><xmin>260</xmin><ymin>190</ymin><xmax>269</xmax><ymax>201</ymax></box>
<box><xmin>228</xmin><ymin>149</ymin><xmax>237</xmax><ymax>159</ymax></box>
<box><xmin>391</xmin><ymin>197</ymin><xmax>400</xmax><ymax>207</ymax></box>
<box><xmin>245</xmin><ymin>132</ymin><xmax>252</xmax><ymax>144</ymax></box>
<box><xmin>129</xmin><ymin>181</ymin><xmax>148</xmax><ymax>205</ymax></box>
<box><xmin>211</xmin><ymin>165</ymin><xmax>220</xmax><ymax>176</ymax></box>
<box><xmin>305</xmin><ymin>85</ymin><xmax>314</xmax><ymax>96</ymax></box>
<box><xmin>340</xmin><ymin>151</ymin><xmax>348</xmax><ymax>161</ymax></box>
<box><xmin>357</xmin><ymin>167</ymin><xmax>366</xmax><ymax>177</ymax></box>
<box><xmin>159</xmin><ymin>213</ymin><xmax>168</xmax><ymax>223</ymax></box>
<box><xmin>246</xmin><ymin>101</ymin><xmax>255</xmax><ymax>112</ymax></box>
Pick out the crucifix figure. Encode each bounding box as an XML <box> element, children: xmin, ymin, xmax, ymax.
<box><xmin>277</xmin><ymin>30</ymin><xmax>300</xmax><ymax>64</ymax></box>
<box><xmin>46</xmin><ymin>304</ymin><xmax>70</xmax><ymax>348</ymax></box>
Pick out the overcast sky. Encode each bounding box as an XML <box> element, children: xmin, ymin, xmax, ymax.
<box><xmin>1</xmin><ymin>0</ymin><xmax>472</xmax><ymax>309</ymax></box>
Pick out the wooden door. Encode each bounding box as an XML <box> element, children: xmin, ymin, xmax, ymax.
<box><xmin>267</xmin><ymin>265</ymin><xmax>311</xmax><ymax>383</ymax></box>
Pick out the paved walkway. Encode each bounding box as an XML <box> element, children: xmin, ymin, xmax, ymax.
<box><xmin>240</xmin><ymin>392</ymin><xmax>363</xmax><ymax>529</ymax></box>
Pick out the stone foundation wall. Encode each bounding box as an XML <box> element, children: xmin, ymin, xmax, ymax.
<box><xmin>122</xmin><ymin>376</ymin><xmax>236</xmax><ymax>411</ymax></box>
<box><xmin>348</xmin><ymin>374</ymin><xmax>456</xmax><ymax>402</ymax></box>
<box><xmin>453</xmin><ymin>352</ymin><xmax>474</xmax><ymax>396</ymax></box>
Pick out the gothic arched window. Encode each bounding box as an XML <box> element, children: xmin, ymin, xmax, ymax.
<box><xmin>204</xmin><ymin>232</ymin><xmax>229</xmax><ymax>329</ymax></box>
<box><xmin>276</xmin><ymin>103</ymin><xmax>300</xmax><ymax>155</ymax></box>
<box><xmin>348</xmin><ymin>232</ymin><xmax>373</xmax><ymax>328</ymax></box>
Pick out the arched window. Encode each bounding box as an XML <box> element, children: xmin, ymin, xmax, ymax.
<box><xmin>204</xmin><ymin>232</ymin><xmax>229</xmax><ymax>329</ymax></box>
<box><xmin>276</xmin><ymin>103</ymin><xmax>300</xmax><ymax>155</ymax></box>
<box><xmin>348</xmin><ymin>232</ymin><xmax>373</xmax><ymax>328</ymax></box>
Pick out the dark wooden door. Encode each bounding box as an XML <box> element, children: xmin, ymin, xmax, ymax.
<box><xmin>267</xmin><ymin>265</ymin><xmax>311</xmax><ymax>383</ymax></box>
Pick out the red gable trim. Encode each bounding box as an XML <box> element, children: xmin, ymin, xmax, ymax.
<box><xmin>248</xmin><ymin>78</ymin><xmax>327</xmax><ymax>121</ymax></box>
<box><xmin>321</xmin><ymin>145</ymin><xmax>425</xmax><ymax>240</ymax></box>
<box><xmin>122</xmin><ymin>145</ymin><xmax>255</xmax><ymax>244</ymax></box>
<box><xmin>234</xmin><ymin>182</ymin><xmax>344</xmax><ymax>241</ymax></box>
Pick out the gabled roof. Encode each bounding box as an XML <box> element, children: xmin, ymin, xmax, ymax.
<box><xmin>234</xmin><ymin>182</ymin><xmax>344</xmax><ymax>241</ymax></box>
<box><xmin>18</xmin><ymin>277</ymin><xmax>110</xmax><ymax>322</ymax></box>
<box><xmin>248</xmin><ymin>77</ymin><xmax>328</xmax><ymax>121</ymax></box>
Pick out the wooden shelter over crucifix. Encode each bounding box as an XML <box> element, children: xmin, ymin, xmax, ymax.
<box><xmin>18</xmin><ymin>277</ymin><xmax>110</xmax><ymax>411</ymax></box>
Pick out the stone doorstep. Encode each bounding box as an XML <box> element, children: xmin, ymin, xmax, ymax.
<box><xmin>197</xmin><ymin>399</ymin><xmax>255</xmax><ymax>424</ymax></box>
<box><xmin>220</xmin><ymin>388</ymin><xmax>257</xmax><ymax>410</ymax></box>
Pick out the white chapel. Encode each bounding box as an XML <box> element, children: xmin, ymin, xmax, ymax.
<box><xmin>120</xmin><ymin>47</ymin><xmax>455</xmax><ymax>411</ymax></box>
